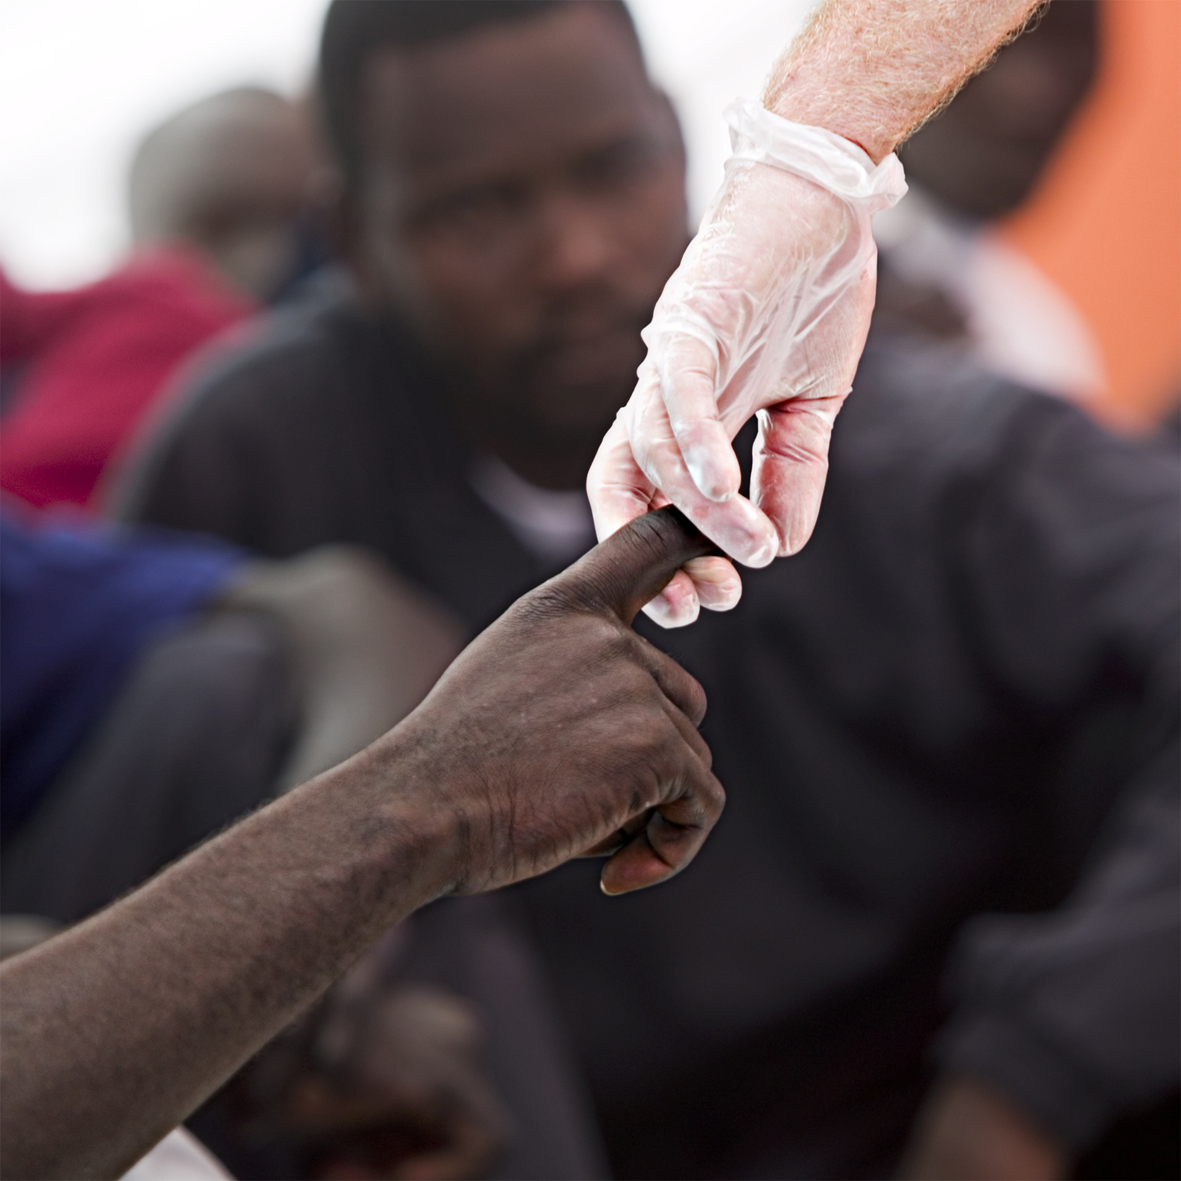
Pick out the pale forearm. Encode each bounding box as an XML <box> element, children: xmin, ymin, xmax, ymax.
<box><xmin>765</xmin><ymin>0</ymin><xmax>1044</xmax><ymax>161</ymax></box>
<box><xmin>0</xmin><ymin>736</ymin><xmax>455</xmax><ymax>1181</ymax></box>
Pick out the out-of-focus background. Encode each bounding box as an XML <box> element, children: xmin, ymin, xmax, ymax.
<box><xmin>0</xmin><ymin>0</ymin><xmax>810</xmax><ymax>286</ymax></box>
<box><xmin>999</xmin><ymin>0</ymin><xmax>1180</xmax><ymax>427</ymax></box>
<box><xmin>2</xmin><ymin>0</ymin><xmax>1177</xmax><ymax>427</ymax></box>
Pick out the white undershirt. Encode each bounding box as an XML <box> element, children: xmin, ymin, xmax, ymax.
<box><xmin>120</xmin><ymin>1128</ymin><xmax>232</xmax><ymax>1180</ymax></box>
<box><xmin>469</xmin><ymin>453</ymin><xmax>596</xmax><ymax>564</ymax></box>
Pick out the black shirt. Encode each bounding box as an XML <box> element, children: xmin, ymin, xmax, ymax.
<box><xmin>121</xmin><ymin>296</ymin><xmax>1180</xmax><ymax>1179</ymax></box>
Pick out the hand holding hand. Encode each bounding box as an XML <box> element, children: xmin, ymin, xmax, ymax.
<box><xmin>589</xmin><ymin>100</ymin><xmax>906</xmax><ymax>625</ymax></box>
<box><xmin>0</xmin><ymin>509</ymin><xmax>723</xmax><ymax>1181</ymax></box>
<box><xmin>393</xmin><ymin>507</ymin><xmax>725</xmax><ymax>895</ymax></box>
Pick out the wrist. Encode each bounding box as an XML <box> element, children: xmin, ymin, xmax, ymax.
<box><xmin>721</xmin><ymin>99</ymin><xmax>906</xmax><ymax>209</ymax></box>
<box><xmin>308</xmin><ymin>726</ymin><xmax>471</xmax><ymax>914</ymax></box>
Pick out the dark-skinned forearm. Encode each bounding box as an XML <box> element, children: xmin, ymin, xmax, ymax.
<box><xmin>0</xmin><ymin>507</ymin><xmax>724</xmax><ymax>1180</ymax></box>
<box><xmin>0</xmin><ymin>731</ymin><xmax>457</xmax><ymax>1181</ymax></box>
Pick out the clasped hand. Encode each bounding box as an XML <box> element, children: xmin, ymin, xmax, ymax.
<box><xmin>383</xmin><ymin>507</ymin><xmax>726</xmax><ymax>896</ymax></box>
<box><xmin>589</xmin><ymin>100</ymin><xmax>906</xmax><ymax>626</ymax></box>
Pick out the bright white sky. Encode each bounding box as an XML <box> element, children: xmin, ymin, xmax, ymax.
<box><xmin>0</xmin><ymin>0</ymin><xmax>811</xmax><ymax>289</ymax></box>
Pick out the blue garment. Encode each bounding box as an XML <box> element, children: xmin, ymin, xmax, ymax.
<box><xmin>1</xmin><ymin>511</ymin><xmax>244</xmax><ymax>834</ymax></box>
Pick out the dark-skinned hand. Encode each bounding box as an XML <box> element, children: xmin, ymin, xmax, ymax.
<box><xmin>357</xmin><ymin>503</ymin><xmax>725</xmax><ymax>897</ymax></box>
<box><xmin>0</xmin><ymin>508</ymin><xmax>724</xmax><ymax>1181</ymax></box>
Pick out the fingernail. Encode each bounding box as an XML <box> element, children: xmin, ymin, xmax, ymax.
<box><xmin>718</xmin><ymin>529</ymin><xmax>775</xmax><ymax>569</ymax></box>
<box><xmin>684</xmin><ymin>445</ymin><xmax>736</xmax><ymax>503</ymax></box>
<box><xmin>744</xmin><ymin>534</ymin><xmax>778</xmax><ymax>568</ymax></box>
<box><xmin>642</xmin><ymin>591</ymin><xmax>699</xmax><ymax>628</ymax></box>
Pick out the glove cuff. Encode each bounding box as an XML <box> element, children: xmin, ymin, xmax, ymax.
<box><xmin>724</xmin><ymin>96</ymin><xmax>907</xmax><ymax>209</ymax></box>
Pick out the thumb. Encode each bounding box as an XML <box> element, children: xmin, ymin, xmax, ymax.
<box><xmin>559</xmin><ymin>507</ymin><xmax>716</xmax><ymax>626</ymax></box>
<box><xmin>752</xmin><ymin>397</ymin><xmax>842</xmax><ymax>556</ymax></box>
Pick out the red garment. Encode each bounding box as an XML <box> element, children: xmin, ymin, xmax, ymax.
<box><xmin>0</xmin><ymin>247</ymin><xmax>255</xmax><ymax>510</ymax></box>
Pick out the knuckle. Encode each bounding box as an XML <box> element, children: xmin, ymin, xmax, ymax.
<box><xmin>702</xmin><ymin>775</ymin><xmax>726</xmax><ymax>818</ymax></box>
<box><xmin>516</xmin><ymin>582</ymin><xmax>574</xmax><ymax>621</ymax></box>
<box><xmin>621</xmin><ymin>711</ymin><xmax>679</xmax><ymax>769</ymax></box>
<box><xmin>683</xmin><ymin>676</ymin><xmax>708</xmax><ymax>722</ymax></box>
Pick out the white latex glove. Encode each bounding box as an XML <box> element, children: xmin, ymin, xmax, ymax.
<box><xmin>588</xmin><ymin>98</ymin><xmax>906</xmax><ymax>626</ymax></box>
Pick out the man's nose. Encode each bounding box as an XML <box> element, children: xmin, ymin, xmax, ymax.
<box><xmin>533</xmin><ymin>190</ymin><xmax>616</xmax><ymax>289</ymax></box>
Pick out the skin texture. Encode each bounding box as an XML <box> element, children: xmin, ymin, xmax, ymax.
<box><xmin>342</xmin><ymin>2</ymin><xmax>688</xmax><ymax>491</ymax></box>
<box><xmin>902</xmin><ymin>1075</ymin><xmax>1067</xmax><ymax>1180</ymax></box>
<box><xmin>0</xmin><ymin>508</ymin><xmax>723</xmax><ymax>1181</ymax></box>
<box><xmin>587</xmin><ymin>0</ymin><xmax>1048</xmax><ymax>626</ymax></box>
<box><xmin>875</xmin><ymin>1</ymin><xmax>1097</xmax><ymax>335</ymax></box>
<box><xmin>766</xmin><ymin>0</ymin><xmax>1047</xmax><ymax>163</ymax></box>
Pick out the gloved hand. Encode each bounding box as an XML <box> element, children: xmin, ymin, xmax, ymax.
<box><xmin>588</xmin><ymin>97</ymin><xmax>906</xmax><ymax>626</ymax></box>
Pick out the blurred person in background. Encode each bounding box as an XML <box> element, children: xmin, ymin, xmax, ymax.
<box><xmin>0</xmin><ymin>87</ymin><xmax>314</xmax><ymax>512</ymax></box>
<box><xmin>872</xmin><ymin>0</ymin><xmax>1105</xmax><ymax>404</ymax></box>
<box><xmin>118</xmin><ymin>1</ymin><xmax>1178</xmax><ymax>1178</ymax></box>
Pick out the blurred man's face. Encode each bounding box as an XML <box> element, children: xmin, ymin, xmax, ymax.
<box><xmin>190</xmin><ymin>99</ymin><xmax>316</xmax><ymax>299</ymax></box>
<box><xmin>899</xmin><ymin>0</ymin><xmax>1097</xmax><ymax>219</ymax></box>
<box><xmin>348</xmin><ymin>3</ymin><xmax>687</xmax><ymax>452</ymax></box>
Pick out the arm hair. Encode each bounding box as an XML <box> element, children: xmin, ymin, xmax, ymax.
<box><xmin>764</xmin><ymin>0</ymin><xmax>1046</xmax><ymax>161</ymax></box>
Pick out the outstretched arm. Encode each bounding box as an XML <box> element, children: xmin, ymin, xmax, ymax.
<box><xmin>766</xmin><ymin>0</ymin><xmax>1044</xmax><ymax>161</ymax></box>
<box><xmin>0</xmin><ymin>510</ymin><xmax>723</xmax><ymax>1181</ymax></box>
<box><xmin>588</xmin><ymin>0</ymin><xmax>1043</xmax><ymax>627</ymax></box>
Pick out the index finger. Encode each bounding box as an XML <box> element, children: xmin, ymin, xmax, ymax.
<box><xmin>625</xmin><ymin>378</ymin><xmax>780</xmax><ymax>569</ymax></box>
<box><xmin>656</xmin><ymin>333</ymin><xmax>741</xmax><ymax>503</ymax></box>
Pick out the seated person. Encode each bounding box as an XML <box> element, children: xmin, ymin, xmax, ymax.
<box><xmin>0</xmin><ymin>87</ymin><xmax>313</xmax><ymax>511</ymax></box>
<box><xmin>118</xmin><ymin>2</ymin><xmax>1180</xmax><ymax>1177</ymax></box>
<box><xmin>0</xmin><ymin>508</ymin><xmax>723</xmax><ymax>1180</ymax></box>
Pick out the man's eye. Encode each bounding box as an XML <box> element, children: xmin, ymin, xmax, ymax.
<box><xmin>573</xmin><ymin>137</ymin><xmax>661</xmax><ymax>192</ymax></box>
<box><xmin>417</xmin><ymin>187</ymin><xmax>526</xmax><ymax>240</ymax></box>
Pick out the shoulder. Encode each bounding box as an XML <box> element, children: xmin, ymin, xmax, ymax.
<box><xmin>839</xmin><ymin>333</ymin><xmax>1056</xmax><ymax>475</ymax></box>
<box><xmin>114</xmin><ymin>289</ymin><xmax>367</xmax><ymax>520</ymax></box>
<box><xmin>826</xmin><ymin>331</ymin><xmax>1178</xmax><ymax>698</ymax></box>
<box><xmin>165</xmin><ymin>288</ymin><xmax>356</xmax><ymax>432</ymax></box>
